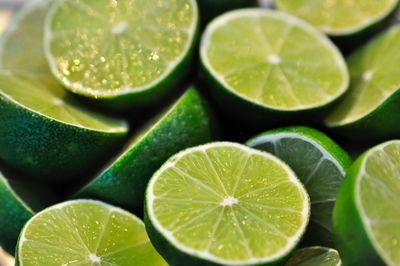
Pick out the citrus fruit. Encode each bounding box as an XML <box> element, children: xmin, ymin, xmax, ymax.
<box><xmin>44</xmin><ymin>0</ymin><xmax>199</xmax><ymax>110</ymax></box>
<box><xmin>276</xmin><ymin>0</ymin><xmax>399</xmax><ymax>38</ymax></box>
<box><xmin>325</xmin><ymin>25</ymin><xmax>400</xmax><ymax>141</ymax></box>
<box><xmin>17</xmin><ymin>200</ymin><xmax>167</xmax><ymax>266</ymax></box>
<box><xmin>200</xmin><ymin>9</ymin><xmax>349</xmax><ymax>126</ymax></box>
<box><xmin>145</xmin><ymin>142</ymin><xmax>310</xmax><ymax>266</ymax></box>
<box><xmin>333</xmin><ymin>140</ymin><xmax>400</xmax><ymax>266</ymax></box>
<box><xmin>285</xmin><ymin>246</ymin><xmax>341</xmax><ymax>266</ymax></box>
<box><xmin>75</xmin><ymin>87</ymin><xmax>215</xmax><ymax>210</ymax></box>
<box><xmin>247</xmin><ymin>126</ymin><xmax>351</xmax><ymax>247</ymax></box>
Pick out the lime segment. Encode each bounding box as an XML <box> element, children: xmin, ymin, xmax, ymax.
<box><xmin>18</xmin><ymin>200</ymin><xmax>167</xmax><ymax>266</ymax></box>
<box><xmin>146</xmin><ymin>142</ymin><xmax>310</xmax><ymax>265</ymax></box>
<box><xmin>284</xmin><ymin>246</ymin><xmax>341</xmax><ymax>266</ymax></box>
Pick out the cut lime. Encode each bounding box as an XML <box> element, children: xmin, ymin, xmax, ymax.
<box><xmin>200</xmin><ymin>9</ymin><xmax>349</xmax><ymax>125</ymax></box>
<box><xmin>247</xmin><ymin>126</ymin><xmax>351</xmax><ymax>247</ymax></box>
<box><xmin>276</xmin><ymin>0</ymin><xmax>399</xmax><ymax>37</ymax></box>
<box><xmin>325</xmin><ymin>25</ymin><xmax>400</xmax><ymax>141</ymax></box>
<box><xmin>44</xmin><ymin>0</ymin><xmax>199</xmax><ymax>110</ymax></box>
<box><xmin>75</xmin><ymin>87</ymin><xmax>215</xmax><ymax>210</ymax></box>
<box><xmin>145</xmin><ymin>142</ymin><xmax>310</xmax><ymax>266</ymax></box>
<box><xmin>284</xmin><ymin>246</ymin><xmax>341</xmax><ymax>266</ymax></box>
<box><xmin>333</xmin><ymin>140</ymin><xmax>400</xmax><ymax>266</ymax></box>
<box><xmin>17</xmin><ymin>200</ymin><xmax>167</xmax><ymax>266</ymax></box>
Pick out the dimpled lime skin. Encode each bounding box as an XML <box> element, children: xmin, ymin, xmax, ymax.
<box><xmin>0</xmin><ymin>91</ymin><xmax>128</xmax><ymax>180</ymax></box>
<box><xmin>75</xmin><ymin>87</ymin><xmax>216</xmax><ymax>210</ymax></box>
<box><xmin>333</xmin><ymin>156</ymin><xmax>386</xmax><ymax>266</ymax></box>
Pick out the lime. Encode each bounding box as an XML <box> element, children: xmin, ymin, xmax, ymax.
<box><xmin>17</xmin><ymin>200</ymin><xmax>167</xmax><ymax>266</ymax></box>
<box><xmin>44</xmin><ymin>0</ymin><xmax>199</xmax><ymax>110</ymax></box>
<box><xmin>197</xmin><ymin>0</ymin><xmax>256</xmax><ymax>24</ymax></box>
<box><xmin>200</xmin><ymin>9</ymin><xmax>349</xmax><ymax>125</ymax></box>
<box><xmin>325</xmin><ymin>25</ymin><xmax>400</xmax><ymax>141</ymax></box>
<box><xmin>276</xmin><ymin>0</ymin><xmax>399</xmax><ymax>37</ymax></box>
<box><xmin>145</xmin><ymin>142</ymin><xmax>310</xmax><ymax>266</ymax></box>
<box><xmin>284</xmin><ymin>246</ymin><xmax>341</xmax><ymax>266</ymax></box>
<box><xmin>246</xmin><ymin>126</ymin><xmax>351</xmax><ymax>247</ymax></box>
<box><xmin>75</xmin><ymin>87</ymin><xmax>215</xmax><ymax>210</ymax></box>
<box><xmin>333</xmin><ymin>140</ymin><xmax>400</xmax><ymax>266</ymax></box>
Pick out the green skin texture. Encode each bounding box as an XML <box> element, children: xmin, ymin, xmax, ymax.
<box><xmin>0</xmin><ymin>93</ymin><xmax>127</xmax><ymax>180</ymax></box>
<box><xmin>327</xmin><ymin>89</ymin><xmax>400</xmax><ymax>143</ymax></box>
<box><xmin>76</xmin><ymin>87</ymin><xmax>215</xmax><ymax>210</ymax></box>
<box><xmin>246</xmin><ymin>126</ymin><xmax>352</xmax><ymax>248</ymax></box>
<box><xmin>333</xmin><ymin>153</ymin><xmax>386</xmax><ymax>266</ymax></box>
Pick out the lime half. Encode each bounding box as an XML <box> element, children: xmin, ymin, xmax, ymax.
<box><xmin>145</xmin><ymin>142</ymin><xmax>310</xmax><ymax>266</ymax></box>
<box><xmin>247</xmin><ymin>127</ymin><xmax>351</xmax><ymax>247</ymax></box>
<box><xmin>45</xmin><ymin>0</ymin><xmax>199</xmax><ymax>110</ymax></box>
<box><xmin>326</xmin><ymin>25</ymin><xmax>400</xmax><ymax>141</ymax></box>
<box><xmin>333</xmin><ymin>140</ymin><xmax>400</xmax><ymax>266</ymax></box>
<box><xmin>276</xmin><ymin>0</ymin><xmax>399</xmax><ymax>37</ymax></box>
<box><xmin>75</xmin><ymin>87</ymin><xmax>215</xmax><ymax>210</ymax></box>
<box><xmin>201</xmin><ymin>9</ymin><xmax>349</xmax><ymax>125</ymax></box>
<box><xmin>17</xmin><ymin>200</ymin><xmax>167</xmax><ymax>266</ymax></box>
<box><xmin>285</xmin><ymin>247</ymin><xmax>341</xmax><ymax>266</ymax></box>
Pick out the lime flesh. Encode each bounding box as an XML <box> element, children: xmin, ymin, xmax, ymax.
<box><xmin>201</xmin><ymin>9</ymin><xmax>348</xmax><ymax>112</ymax></box>
<box><xmin>18</xmin><ymin>200</ymin><xmax>167</xmax><ymax>266</ymax></box>
<box><xmin>146</xmin><ymin>142</ymin><xmax>310</xmax><ymax>265</ymax></box>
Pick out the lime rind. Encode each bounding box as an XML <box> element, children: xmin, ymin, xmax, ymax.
<box><xmin>146</xmin><ymin>142</ymin><xmax>310</xmax><ymax>265</ymax></box>
<box><xmin>0</xmin><ymin>172</ymin><xmax>34</xmax><ymax>214</ymax></box>
<box><xmin>44</xmin><ymin>0</ymin><xmax>199</xmax><ymax>99</ymax></box>
<box><xmin>200</xmin><ymin>9</ymin><xmax>349</xmax><ymax>112</ymax></box>
<box><xmin>284</xmin><ymin>246</ymin><xmax>341</xmax><ymax>266</ymax></box>
<box><xmin>276</xmin><ymin>0</ymin><xmax>399</xmax><ymax>36</ymax></box>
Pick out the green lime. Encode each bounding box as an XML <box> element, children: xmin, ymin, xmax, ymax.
<box><xmin>276</xmin><ymin>0</ymin><xmax>399</xmax><ymax>37</ymax></box>
<box><xmin>44</xmin><ymin>0</ymin><xmax>199</xmax><ymax>110</ymax></box>
<box><xmin>145</xmin><ymin>142</ymin><xmax>310</xmax><ymax>266</ymax></box>
<box><xmin>284</xmin><ymin>246</ymin><xmax>341</xmax><ymax>266</ymax></box>
<box><xmin>17</xmin><ymin>200</ymin><xmax>167</xmax><ymax>266</ymax></box>
<box><xmin>197</xmin><ymin>0</ymin><xmax>256</xmax><ymax>24</ymax></box>
<box><xmin>75</xmin><ymin>87</ymin><xmax>215</xmax><ymax>210</ymax></box>
<box><xmin>246</xmin><ymin>126</ymin><xmax>351</xmax><ymax>247</ymax></box>
<box><xmin>325</xmin><ymin>25</ymin><xmax>400</xmax><ymax>141</ymax></box>
<box><xmin>333</xmin><ymin>140</ymin><xmax>400</xmax><ymax>266</ymax></box>
<box><xmin>200</xmin><ymin>9</ymin><xmax>349</xmax><ymax>125</ymax></box>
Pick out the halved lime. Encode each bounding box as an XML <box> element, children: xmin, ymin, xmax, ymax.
<box><xmin>75</xmin><ymin>87</ymin><xmax>215</xmax><ymax>210</ymax></box>
<box><xmin>44</xmin><ymin>0</ymin><xmax>199</xmax><ymax>110</ymax></box>
<box><xmin>247</xmin><ymin>127</ymin><xmax>351</xmax><ymax>247</ymax></box>
<box><xmin>276</xmin><ymin>0</ymin><xmax>399</xmax><ymax>37</ymax></box>
<box><xmin>145</xmin><ymin>142</ymin><xmax>310</xmax><ymax>266</ymax></box>
<box><xmin>17</xmin><ymin>200</ymin><xmax>167</xmax><ymax>266</ymax></box>
<box><xmin>333</xmin><ymin>140</ymin><xmax>400</xmax><ymax>266</ymax></box>
<box><xmin>325</xmin><ymin>25</ymin><xmax>400</xmax><ymax>141</ymax></box>
<box><xmin>285</xmin><ymin>246</ymin><xmax>341</xmax><ymax>266</ymax></box>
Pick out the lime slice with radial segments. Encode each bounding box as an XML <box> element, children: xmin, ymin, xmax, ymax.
<box><xmin>333</xmin><ymin>140</ymin><xmax>400</xmax><ymax>266</ymax></box>
<box><xmin>44</xmin><ymin>0</ymin><xmax>199</xmax><ymax>110</ymax></box>
<box><xmin>285</xmin><ymin>246</ymin><xmax>341</xmax><ymax>266</ymax></box>
<box><xmin>145</xmin><ymin>142</ymin><xmax>310</xmax><ymax>266</ymax></box>
<box><xmin>17</xmin><ymin>200</ymin><xmax>167</xmax><ymax>266</ymax></box>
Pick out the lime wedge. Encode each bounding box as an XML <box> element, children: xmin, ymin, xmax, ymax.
<box><xmin>200</xmin><ymin>9</ymin><xmax>349</xmax><ymax>125</ymax></box>
<box><xmin>333</xmin><ymin>140</ymin><xmax>400</xmax><ymax>266</ymax></box>
<box><xmin>276</xmin><ymin>0</ymin><xmax>399</xmax><ymax>37</ymax></box>
<box><xmin>247</xmin><ymin>127</ymin><xmax>351</xmax><ymax>247</ymax></box>
<box><xmin>17</xmin><ymin>200</ymin><xmax>167</xmax><ymax>266</ymax></box>
<box><xmin>75</xmin><ymin>87</ymin><xmax>215</xmax><ymax>210</ymax></box>
<box><xmin>284</xmin><ymin>246</ymin><xmax>341</xmax><ymax>266</ymax></box>
<box><xmin>44</xmin><ymin>0</ymin><xmax>199</xmax><ymax>110</ymax></box>
<box><xmin>326</xmin><ymin>25</ymin><xmax>400</xmax><ymax>141</ymax></box>
<box><xmin>145</xmin><ymin>142</ymin><xmax>310</xmax><ymax>266</ymax></box>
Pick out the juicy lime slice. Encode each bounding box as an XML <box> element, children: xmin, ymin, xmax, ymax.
<box><xmin>333</xmin><ymin>140</ymin><xmax>400</xmax><ymax>266</ymax></box>
<box><xmin>145</xmin><ymin>142</ymin><xmax>310</xmax><ymax>266</ymax></box>
<box><xmin>44</xmin><ymin>0</ymin><xmax>198</xmax><ymax>109</ymax></box>
<box><xmin>326</xmin><ymin>25</ymin><xmax>400</xmax><ymax>141</ymax></box>
<box><xmin>17</xmin><ymin>200</ymin><xmax>167</xmax><ymax>266</ymax></box>
<box><xmin>247</xmin><ymin>127</ymin><xmax>351</xmax><ymax>247</ymax></box>
<box><xmin>75</xmin><ymin>87</ymin><xmax>215</xmax><ymax>210</ymax></box>
<box><xmin>200</xmin><ymin>9</ymin><xmax>349</xmax><ymax>124</ymax></box>
<box><xmin>276</xmin><ymin>0</ymin><xmax>399</xmax><ymax>36</ymax></box>
<box><xmin>285</xmin><ymin>246</ymin><xmax>341</xmax><ymax>266</ymax></box>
